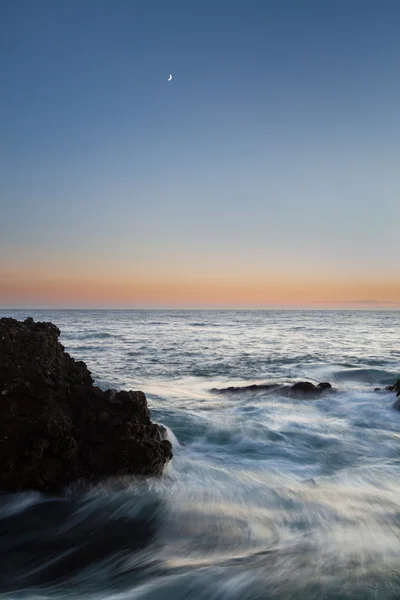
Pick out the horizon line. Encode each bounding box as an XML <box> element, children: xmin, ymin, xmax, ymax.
<box><xmin>1</xmin><ymin>307</ymin><xmax>399</xmax><ymax>312</ymax></box>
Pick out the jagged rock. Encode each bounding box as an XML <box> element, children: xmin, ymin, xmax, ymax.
<box><xmin>0</xmin><ymin>317</ymin><xmax>172</xmax><ymax>493</ymax></box>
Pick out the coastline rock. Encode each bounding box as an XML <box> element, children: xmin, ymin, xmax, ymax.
<box><xmin>0</xmin><ymin>317</ymin><xmax>172</xmax><ymax>493</ymax></box>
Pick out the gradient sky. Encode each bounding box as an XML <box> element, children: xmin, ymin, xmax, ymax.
<box><xmin>1</xmin><ymin>0</ymin><xmax>399</xmax><ymax>308</ymax></box>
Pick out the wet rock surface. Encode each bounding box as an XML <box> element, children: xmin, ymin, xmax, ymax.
<box><xmin>212</xmin><ymin>383</ymin><xmax>281</xmax><ymax>394</ymax></box>
<box><xmin>290</xmin><ymin>381</ymin><xmax>332</xmax><ymax>395</ymax></box>
<box><xmin>213</xmin><ymin>381</ymin><xmax>334</xmax><ymax>397</ymax></box>
<box><xmin>0</xmin><ymin>317</ymin><xmax>172</xmax><ymax>493</ymax></box>
<box><xmin>215</xmin><ymin>379</ymin><xmax>400</xmax><ymax>409</ymax></box>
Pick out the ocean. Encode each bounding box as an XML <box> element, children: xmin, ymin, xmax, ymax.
<box><xmin>0</xmin><ymin>309</ymin><xmax>400</xmax><ymax>599</ymax></box>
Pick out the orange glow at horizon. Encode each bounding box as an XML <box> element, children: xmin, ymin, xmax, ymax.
<box><xmin>1</xmin><ymin>270</ymin><xmax>399</xmax><ymax>308</ymax></box>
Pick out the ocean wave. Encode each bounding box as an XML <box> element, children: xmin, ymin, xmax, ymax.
<box><xmin>68</xmin><ymin>344</ymin><xmax>98</xmax><ymax>352</ymax></box>
<box><xmin>189</xmin><ymin>322</ymin><xmax>219</xmax><ymax>327</ymax></box>
<box><xmin>62</xmin><ymin>332</ymin><xmax>120</xmax><ymax>341</ymax></box>
<box><xmin>331</xmin><ymin>368</ymin><xmax>399</xmax><ymax>386</ymax></box>
<box><xmin>2</xmin><ymin>309</ymin><xmax>400</xmax><ymax>598</ymax></box>
<box><xmin>0</xmin><ymin>488</ymin><xmax>163</xmax><ymax>593</ymax></box>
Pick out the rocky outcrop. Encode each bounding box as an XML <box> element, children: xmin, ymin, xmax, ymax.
<box><xmin>0</xmin><ymin>317</ymin><xmax>172</xmax><ymax>493</ymax></box>
<box><xmin>213</xmin><ymin>381</ymin><xmax>334</xmax><ymax>397</ymax></box>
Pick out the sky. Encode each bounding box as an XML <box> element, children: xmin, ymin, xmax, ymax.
<box><xmin>1</xmin><ymin>0</ymin><xmax>399</xmax><ymax>308</ymax></box>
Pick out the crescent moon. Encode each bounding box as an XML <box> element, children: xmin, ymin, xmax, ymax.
<box><xmin>168</xmin><ymin>74</ymin><xmax>172</xmax><ymax>81</ymax></box>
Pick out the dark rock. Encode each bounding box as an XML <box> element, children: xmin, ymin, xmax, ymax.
<box><xmin>290</xmin><ymin>381</ymin><xmax>318</xmax><ymax>394</ymax></box>
<box><xmin>290</xmin><ymin>381</ymin><xmax>333</xmax><ymax>396</ymax></box>
<box><xmin>291</xmin><ymin>381</ymin><xmax>318</xmax><ymax>394</ymax></box>
<box><xmin>0</xmin><ymin>317</ymin><xmax>172</xmax><ymax>493</ymax></box>
<box><xmin>212</xmin><ymin>383</ymin><xmax>280</xmax><ymax>394</ymax></box>
<box><xmin>318</xmin><ymin>382</ymin><xmax>332</xmax><ymax>390</ymax></box>
<box><xmin>374</xmin><ymin>387</ymin><xmax>382</xmax><ymax>392</ymax></box>
<box><xmin>387</xmin><ymin>382</ymin><xmax>400</xmax><ymax>393</ymax></box>
<box><xmin>212</xmin><ymin>381</ymin><xmax>334</xmax><ymax>398</ymax></box>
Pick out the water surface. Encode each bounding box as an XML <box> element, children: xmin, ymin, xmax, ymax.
<box><xmin>0</xmin><ymin>309</ymin><xmax>399</xmax><ymax>599</ymax></box>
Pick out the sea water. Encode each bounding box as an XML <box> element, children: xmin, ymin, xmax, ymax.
<box><xmin>0</xmin><ymin>309</ymin><xmax>399</xmax><ymax>599</ymax></box>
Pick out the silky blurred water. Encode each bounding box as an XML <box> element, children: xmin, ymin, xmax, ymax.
<box><xmin>0</xmin><ymin>309</ymin><xmax>400</xmax><ymax>599</ymax></box>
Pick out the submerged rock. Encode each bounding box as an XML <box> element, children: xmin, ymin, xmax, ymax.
<box><xmin>212</xmin><ymin>381</ymin><xmax>333</xmax><ymax>397</ymax></box>
<box><xmin>317</xmin><ymin>382</ymin><xmax>332</xmax><ymax>390</ymax></box>
<box><xmin>0</xmin><ymin>317</ymin><xmax>172</xmax><ymax>493</ymax></box>
<box><xmin>387</xmin><ymin>382</ymin><xmax>400</xmax><ymax>393</ymax></box>
<box><xmin>212</xmin><ymin>383</ymin><xmax>280</xmax><ymax>394</ymax></box>
<box><xmin>290</xmin><ymin>381</ymin><xmax>332</xmax><ymax>396</ymax></box>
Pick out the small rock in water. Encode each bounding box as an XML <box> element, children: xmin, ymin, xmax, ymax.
<box><xmin>211</xmin><ymin>383</ymin><xmax>280</xmax><ymax>394</ymax></box>
<box><xmin>290</xmin><ymin>381</ymin><xmax>333</xmax><ymax>396</ymax></box>
<box><xmin>318</xmin><ymin>382</ymin><xmax>332</xmax><ymax>390</ymax></box>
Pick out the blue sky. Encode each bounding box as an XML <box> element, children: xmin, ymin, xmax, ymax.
<box><xmin>1</xmin><ymin>0</ymin><xmax>399</xmax><ymax>307</ymax></box>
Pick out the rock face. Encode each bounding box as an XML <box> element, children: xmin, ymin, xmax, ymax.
<box><xmin>0</xmin><ymin>317</ymin><xmax>172</xmax><ymax>493</ymax></box>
